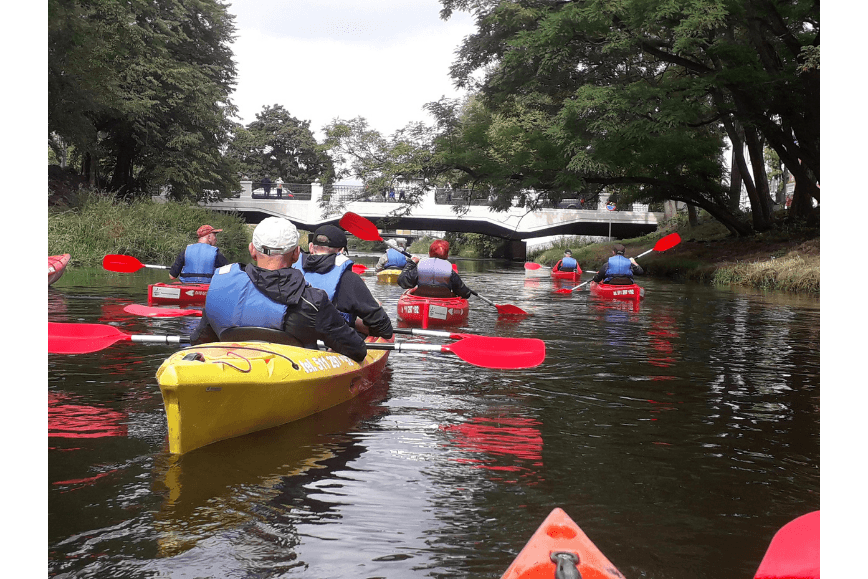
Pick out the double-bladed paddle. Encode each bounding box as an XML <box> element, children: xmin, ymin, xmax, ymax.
<box><xmin>49</xmin><ymin>322</ymin><xmax>545</xmax><ymax>368</ymax></box>
<box><xmin>48</xmin><ymin>322</ymin><xmax>189</xmax><ymax>354</ymax></box>
<box><xmin>103</xmin><ymin>254</ymin><xmax>169</xmax><ymax>273</ymax></box>
<box><xmin>555</xmin><ymin>233</ymin><xmax>682</xmax><ymax>294</ymax></box>
<box><xmin>392</xmin><ymin>327</ymin><xmax>476</xmax><ymax>340</ymax></box>
<box><xmin>339</xmin><ymin>212</ymin><xmax>527</xmax><ymax>316</ymax></box>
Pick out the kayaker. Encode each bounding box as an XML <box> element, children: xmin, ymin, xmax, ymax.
<box><xmin>555</xmin><ymin>249</ymin><xmax>578</xmax><ymax>272</ymax></box>
<box><xmin>397</xmin><ymin>239</ymin><xmax>473</xmax><ymax>299</ymax></box>
<box><xmin>189</xmin><ymin>217</ymin><xmax>368</xmax><ymax>363</ymax></box>
<box><xmin>592</xmin><ymin>243</ymin><xmax>644</xmax><ymax>285</ymax></box>
<box><xmin>295</xmin><ymin>224</ymin><xmax>394</xmax><ymax>340</ymax></box>
<box><xmin>169</xmin><ymin>224</ymin><xmax>230</xmax><ymax>283</ymax></box>
<box><xmin>374</xmin><ymin>237</ymin><xmax>408</xmax><ymax>272</ymax></box>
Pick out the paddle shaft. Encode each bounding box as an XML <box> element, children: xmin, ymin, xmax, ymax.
<box><xmin>132</xmin><ymin>335</ymin><xmax>189</xmax><ymax>344</ymax></box>
<box><xmin>392</xmin><ymin>328</ymin><xmax>474</xmax><ymax>339</ymax></box>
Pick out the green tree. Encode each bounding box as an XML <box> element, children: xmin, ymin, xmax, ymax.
<box><xmin>226</xmin><ymin>105</ymin><xmax>335</xmax><ymax>186</ymax></box>
<box><xmin>438</xmin><ymin>0</ymin><xmax>819</xmax><ymax>232</ymax></box>
<box><xmin>48</xmin><ymin>0</ymin><xmax>240</xmax><ymax>199</ymax></box>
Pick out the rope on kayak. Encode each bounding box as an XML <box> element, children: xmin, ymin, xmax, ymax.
<box><xmin>174</xmin><ymin>344</ymin><xmax>302</xmax><ymax>371</ymax></box>
<box><xmin>550</xmin><ymin>551</ymin><xmax>580</xmax><ymax>579</ymax></box>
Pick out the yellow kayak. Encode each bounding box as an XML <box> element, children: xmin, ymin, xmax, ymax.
<box><xmin>155</xmin><ymin>336</ymin><xmax>392</xmax><ymax>454</ymax></box>
<box><xmin>376</xmin><ymin>268</ymin><xmax>402</xmax><ymax>283</ymax></box>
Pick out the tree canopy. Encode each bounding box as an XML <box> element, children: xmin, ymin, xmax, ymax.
<box><xmin>48</xmin><ymin>0</ymin><xmax>240</xmax><ymax>199</ymax></box>
<box><xmin>434</xmin><ymin>0</ymin><xmax>819</xmax><ymax>234</ymax></box>
<box><xmin>226</xmin><ymin>105</ymin><xmax>335</xmax><ymax>186</ymax></box>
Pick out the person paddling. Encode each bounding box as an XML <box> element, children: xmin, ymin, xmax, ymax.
<box><xmin>294</xmin><ymin>224</ymin><xmax>393</xmax><ymax>340</ymax></box>
<box><xmin>591</xmin><ymin>243</ymin><xmax>644</xmax><ymax>285</ymax></box>
<box><xmin>169</xmin><ymin>224</ymin><xmax>229</xmax><ymax>283</ymax></box>
<box><xmin>190</xmin><ymin>217</ymin><xmax>368</xmax><ymax>362</ymax></box>
<box><xmin>374</xmin><ymin>237</ymin><xmax>409</xmax><ymax>272</ymax></box>
<box><xmin>554</xmin><ymin>249</ymin><xmax>579</xmax><ymax>273</ymax></box>
<box><xmin>397</xmin><ymin>239</ymin><xmax>472</xmax><ymax>299</ymax></box>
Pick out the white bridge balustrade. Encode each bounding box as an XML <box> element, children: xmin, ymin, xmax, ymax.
<box><xmin>203</xmin><ymin>181</ymin><xmax>667</xmax><ymax>258</ymax></box>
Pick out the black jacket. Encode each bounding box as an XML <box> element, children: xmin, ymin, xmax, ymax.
<box><xmin>301</xmin><ymin>253</ymin><xmax>394</xmax><ymax>339</ymax></box>
<box><xmin>191</xmin><ymin>263</ymin><xmax>368</xmax><ymax>362</ymax></box>
<box><xmin>397</xmin><ymin>259</ymin><xmax>473</xmax><ymax>299</ymax></box>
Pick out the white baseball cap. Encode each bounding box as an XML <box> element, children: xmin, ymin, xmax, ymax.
<box><xmin>252</xmin><ymin>217</ymin><xmax>299</xmax><ymax>255</ymax></box>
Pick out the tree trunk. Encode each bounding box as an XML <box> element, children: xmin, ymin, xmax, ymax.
<box><xmin>729</xmin><ymin>146</ymin><xmax>743</xmax><ymax>213</ymax></box>
<box><xmin>109</xmin><ymin>137</ymin><xmax>137</xmax><ymax>194</ymax></box>
<box><xmin>687</xmin><ymin>203</ymin><xmax>698</xmax><ymax>226</ymax></box>
<box><xmin>744</xmin><ymin>126</ymin><xmax>775</xmax><ymax>225</ymax></box>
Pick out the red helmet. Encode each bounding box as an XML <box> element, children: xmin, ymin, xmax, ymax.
<box><xmin>429</xmin><ymin>239</ymin><xmax>450</xmax><ymax>259</ymax></box>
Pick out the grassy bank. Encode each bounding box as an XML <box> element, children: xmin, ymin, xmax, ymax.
<box><xmin>529</xmin><ymin>218</ymin><xmax>820</xmax><ymax>294</ymax></box>
<box><xmin>48</xmin><ymin>191</ymin><xmax>253</xmax><ymax>266</ymax></box>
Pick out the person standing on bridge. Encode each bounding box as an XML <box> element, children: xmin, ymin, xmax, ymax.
<box><xmin>169</xmin><ymin>224</ymin><xmax>230</xmax><ymax>283</ymax></box>
<box><xmin>190</xmin><ymin>218</ymin><xmax>368</xmax><ymax>362</ymax></box>
<box><xmin>374</xmin><ymin>238</ymin><xmax>408</xmax><ymax>272</ymax></box>
<box><xmin>294</xmin><ymin>224</ymin><xmax>393</xmax><ymax>340</ymax></box>
<box><xmin>275</xmin><ymin>177</ymin><xmax>284</xmax><ymax>199</ymax></box>
<box><xmin>398</xmin><ymin>239</ymin><xmax>472</xmax><ymax>299</ymax></box>
<box><xmin>592</xmin><ymin>243</ymin><xmax>644</xmax><ymax>285</ymax></box>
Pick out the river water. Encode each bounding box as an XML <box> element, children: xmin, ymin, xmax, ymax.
<box><xmin>47</xmin><ymin>258</ymin><xmax>819</xmax><ymax>578</ymax></box>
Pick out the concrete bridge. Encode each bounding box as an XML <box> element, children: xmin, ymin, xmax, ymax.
<box><xmin>203</xmin><ymin>181</ymin><xmax>666</xmax><ymax>258</ymax></box>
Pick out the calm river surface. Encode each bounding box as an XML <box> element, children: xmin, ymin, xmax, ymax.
<box><xmin>47</xmin><ymin>258</ymin><xmax>819</xmax><ymax>578</ymax></box>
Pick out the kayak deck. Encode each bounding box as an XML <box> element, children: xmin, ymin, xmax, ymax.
<box><xmin>501</xmin><ymin>508</ymin><xmax>624</xmax><ymax>579</ymax></box>
<box><xmin>49</xmin><ymin>254</ymin><xmax>71</xmax><ymax>286</ymax></box>
<box><xmin>397</xmin><ymin>287</ymin><xmax>470</xmax><ymax>329</ymax></box>
<box><xmin>155</xmin><ymin>336</ymin><xmax>392</xmax><ymax>454</ymax></box>
<box><xmin>376</xmin><ymin>268</ymin><xmax>402</xmax><ymax>283</ymax></box>
<box><xmin>148</xmin><ymin>282</ymin><xmax>209</xmax><ymax>305</ymax></box>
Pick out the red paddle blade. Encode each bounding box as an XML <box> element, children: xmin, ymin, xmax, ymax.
<box><xmin>444</xmin><ymin>336</ymin><xmax>545</xmax><ymax>369</ymax></box>
<box><xmin>524</xmin><ymin>262</ymin><xmax>542</xmax><ymax>270</ymax></box>
<box><xmin>653</xmin><ymin>232</ymin><xmax>681</xmax><ymax>252</ymax></box>
<box><xmin>49</xmin><ymin>322</ymin><xmax>130</xmax><ymax>354</ymax></box>
<box><xmin>339</xmin><ymin>212</ymin><xmax>384</xmax><ymax>242</ymax></box>
<box><xmin>452</xmin><ymin>263</ymin><xmax>458</xmax><ymax>271</ymax></box>
<box><xmin>495</xmin><ymin>304</ymin><xmax>528</xmax><ymax>316</ymax></box>
<box><xmin>102</xmin><ymin>254</ymin><xmax>144</xmax><ymax>273</ymax></box>
<box><xmin>352</xmin><ymin>264</ymin><xmax>368</xmax><ymax>274</ymax></box>
<box><xmin>123</xmin><ymin>304</ymin><xmax>202</xmax><ymax>317</ymax></box>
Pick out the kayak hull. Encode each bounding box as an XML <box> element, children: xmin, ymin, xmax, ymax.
<box><xmin>148</xmin><ymin>282</ymin><xmax>209</xmax><ymax>305</ymax></box>
<box><xmin>155</xmin><ymin>336</ymin><xmax>392</xmax><ymax>454</ymax></box>
<box><xmin>48</xmin><ymin>254</ymin><xmax>71</xmax><ymax>286</ymax></box>
<box><xmin>397</xmin><ymin>287</ymin><xmax>470</xmax><ymax>329</ymax></box>
<box><xmin>376</xmin><ymin>268</ymin><xmax>402</xmax><ymax>284</ymax></box>
<box><xmin>501</xmin><ymin>508</ymin><xmax>624</xmax><ymax>579</ymax></box>
<box><xmin>589</xmin><ymin>281</ymin><xmax>644</xmax><ymax>301</ymax></box>
<box><xmin>754</xmin><ymin>511</ymin><xmax>819</xmax><ymax>579</ymax></box>
<box><xmin>551</xmin><ymin>264</ymin><xmax>582</xmax><ymax>282</ymax></box>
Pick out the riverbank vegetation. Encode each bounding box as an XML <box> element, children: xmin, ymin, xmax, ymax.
<box><xmin>48</xmin><ymin>192</ymin><xmax>252</xmax><ymax>267</ymax></box>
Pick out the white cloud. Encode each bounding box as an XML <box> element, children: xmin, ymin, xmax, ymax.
<box><xmin>228</xmin><ymin>1</ymin><xmax>477</xmax><ymax>138</ymax></box>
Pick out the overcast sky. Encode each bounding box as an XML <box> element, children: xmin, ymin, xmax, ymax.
<box><xmin>227</xmin><ymin>1</ymin><xmax>477</xmax><ymax>139</ymax></box>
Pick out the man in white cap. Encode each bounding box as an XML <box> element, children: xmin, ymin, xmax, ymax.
<box><xmin>374</xmin><ymin>237</ymin><xmax>408</xmax><ymax>272</ymax></box>
<box><xmin>190</xmin><ymin>217</ymin><xmax>368</xmax><ymax>362</ymax></box>
<box><xmin>169</xmin><ymin>224</ymin><xmax>229</xmax><ymax>283</ymax></box>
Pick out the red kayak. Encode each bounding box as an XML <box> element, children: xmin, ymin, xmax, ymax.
<box><xmin>397</xmin><ymin>287</ymin><xmax>469</xmax><ymax>329</ymax></box>
<box><xmin>551</xmin><ymin>261</ymin><xmax>582</xmax><ymax>282</ymax></box>
<box><xmin>49</xmin><ymin>254</ymin><xmax>71</xmax><ymax>286</ymax></box>
<box><xmin>754</xmin><ymin>511</ymin><xmax>819</xmax><ymax>579</ymax></box>
<box><xmin>589</xmin><ymin>281</ymin><xmax>644</xmax><ymax>301</ymax></box>
<box><xmin>501</xmin><ymin>508</ymin><xmax>624</xmax><ymax>579</ymax></box>
<box><xmin>148</xmin><ymin>282</ymin><xmax>209</xmax><ymax>305</ymax></box>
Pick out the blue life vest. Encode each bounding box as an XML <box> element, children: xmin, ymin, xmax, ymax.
<box><xmin>560</xmin><ymin>256</ymin><xmax>578</xmax><ymax>271</ymax></box>
<box><xmin>180</xmin><ymin>243</ymin><xmax>218</xmax><ymax>283</ymax></box>
<box><xmin>299</xmin><ymin>254</ymin><xmax>356</xmax><ymax>326</ymax></box>
<box><xmin>418</xmin><ymin>258</ymin><xmax>453</xmax><ymax>290</ymax></box>
<box><xmin>604</xmin><ymin>254</ymin><xmax>633</xmax><ymax>282</ymax></box>
<box><xmin>383</xmin><ymin>248</ymin><xmax>408</xmax><ymax>270</ymax></box>
<box><xmin>205</xmin><ymin>264</ymin><xmax>287</xmax><ymax>337</ymax></box>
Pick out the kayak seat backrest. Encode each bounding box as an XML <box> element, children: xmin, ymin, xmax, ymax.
<box><xmin>413</xmin><ymin>285</ymin><xmax>456</xmax><ymax>299</ymax></box>
<box><xmin>219</xmin><ymin>327</ymin><xmax>303</xmax><ymax>347</ymax></box>
<box><xmin>606</xmin><ymin>276</ymin><xmax>634</xmax><ymax>285</ymax></box>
